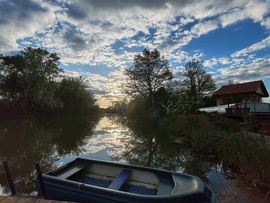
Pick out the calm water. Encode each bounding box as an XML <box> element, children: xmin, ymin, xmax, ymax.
<box><xmin>0</xmin><ymin>115</ymin><xmax>267</xmax><ymax>202</ymax></box>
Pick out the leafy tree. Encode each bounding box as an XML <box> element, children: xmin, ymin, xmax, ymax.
<box><xmin>125</xmin><ymin>97</ymin><xmax>148</xmax><ymax>118</ymax></box>
<box><xmin>0</xmin><ymin>55</ymin><xmax>24</xmax><ymax>104</ymax></box>
<box><xmin>153</xmin><ymin>87</ymin><xmax>178</xmax><ymax>116</ymax></box>
<box><xmin>202</xmin><ymin>95</ymin><xmax>217</xmax><ymax>107</ymax></box>
<box><xmin>56</xmin><ymin>77</ymin><xmax>99</xmax><ymax>114</ymax></box>
<box><xmin>125</xmin><ymin>49</ymin><xmax>173</xmax><ymax>107</ymax></box>
<box><xmin>0</xmin><ymin>47</ymin><xmax>63</xmax><ymax>113</ymax></box>
<box><xmin>124</xmin><ymin>49</ymin><xmax>173</xmax><ymax>119</ymax></box>
<box><xmin>180</xmin><ymin>59</ymin><xmax>216</xmax><ymax>111</ymax></box>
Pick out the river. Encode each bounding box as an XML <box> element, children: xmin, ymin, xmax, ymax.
<box><xmin>0</xmin><ymin>115</ymin><xmax>268</xmax><ymax>202</ymax></box>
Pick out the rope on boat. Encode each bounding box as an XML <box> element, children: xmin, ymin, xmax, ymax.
<box><xmin>76</xmin><ymin>183</ymin><xmax>86</xmax><ymax>190</ymax></box>
<box><xmin>48</xmin><ymin>183</ymin><xmax>86</xmax><ymax>200</ymax></box>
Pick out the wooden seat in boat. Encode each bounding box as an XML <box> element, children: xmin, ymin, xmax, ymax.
<box><xmin>108</xmin><ymin>169</ymin><xmax>132</xmax><ymax>190</ymax></box>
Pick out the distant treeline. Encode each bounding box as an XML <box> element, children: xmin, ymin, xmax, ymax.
<box><xmin>0</xmin><ymin>47</ymin><xmax>99</xmax><ymax>116</ymax></box>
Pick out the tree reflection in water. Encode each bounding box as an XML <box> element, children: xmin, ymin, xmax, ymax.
<box><xmin>111</xmin><ymin>119</ymin><xmax>220</xmax><ymax>183</ymax></box>
<box><xmin>0</xmin><ymin>116</ymin><xmax>99</xmax><ymax>194</ymax></box>
<box><xmin>0</xmin><ymin>115</ymin><xmax>219</xmax><ymax>195</ymax></box>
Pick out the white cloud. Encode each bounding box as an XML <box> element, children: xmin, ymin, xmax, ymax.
<box><xmin>1</xmin><ymin>0</ymin><xmax>270</xmax><ymax>106</ymax></box>
<box><xmin>219</xmin><ymin>0</ymin><xmax>270</xmax><ymax>27</ymax></box>
<box><xmin>261</xmin><ymin>17</ymin><xmax>270</xmax><ymax>30</ymax></box>
<box><xmin>215</xmin><ymin>58</ymin><xmax>270</xmax><ymax>86</ymax></box>
<box><xmin>0</xmin><ymin>0</ymin><xmax>59</xmax><ymax>52</ymax></box>
<box><xmin>232</xmin><ymin>36</ymin><xmax>270</xmax><ymax>58</ymax></box>
<box><xmin>191</xmin><ymin>20</ymin><xmax>219</xmax><ymax>37</ymax></box>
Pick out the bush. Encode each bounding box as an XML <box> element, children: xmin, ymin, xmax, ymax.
<box><xmin>160</xmin><ymin>113</ymin><xmax>270</xmax><ymax>189</ymax></box>
<box><xmin>219</xmin><ymin>132</ymin><xmax>270</xmax><ymax>188</ymax></box>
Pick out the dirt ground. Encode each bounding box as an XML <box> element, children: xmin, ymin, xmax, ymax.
<box><xmin>208</xmin><ymin>169</ymin><xmax>270</xmax><ymax>203</ymax></box>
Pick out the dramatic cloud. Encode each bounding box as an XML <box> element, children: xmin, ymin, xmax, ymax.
<box><xmin>232</xmin><ymin>36</ymin><xmax>270</xmax><ymax>57</ymax></box>
<box><xmin>1</xmin><ymin>0</ymin><xmax>270</xmax><ymax>106</ymax></box>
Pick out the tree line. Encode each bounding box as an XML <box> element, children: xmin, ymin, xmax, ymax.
<box><xmin>109</xmin><ymin>49</ymin><xmax>216</xmax><ymax>119</ymax></box>
<box><xmin>0</xmin><ymin>47</ymin><xmax>99</xmax><ymax>115</ymax></box>
<box><xmin>1</xmin><ymin>47</ymin><xmax>216</xmax><ymax>118</ymax></box>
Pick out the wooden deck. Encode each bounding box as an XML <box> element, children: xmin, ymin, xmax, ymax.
<box><xmin>0</xmin><ymin>195</ymin><xmax>75</xmax><ymax>203</ymax></box>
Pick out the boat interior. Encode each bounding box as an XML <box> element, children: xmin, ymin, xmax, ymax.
<box><xmin>49</xmin><ymin>161</ymin><xmax>175</xmax><ymax>196</ymax></box>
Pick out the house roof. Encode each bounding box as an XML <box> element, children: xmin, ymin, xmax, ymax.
<box><xmin>214</xmin><ymin>80</ymin><xmax>269</xmax><ymax>97</ymax></box>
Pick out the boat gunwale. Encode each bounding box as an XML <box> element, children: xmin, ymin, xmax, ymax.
<box><xmin>48</xmin><ymin>157</ymin><xmax>196</xmax><ymax>181</ymax></box>
<box><xmin>40</xmin><ymin>158</ymin><xmax>205</xmax><ymax>197</ymax></box>
<box><xmin>34</xmin><ymin>157</ymin><xmax>215</xmax><ymax>202</ymax></box>
<box><xmin>36</xmin><ymin>174</ymin><xmax>208</xmax><ymax>203</ymax></box>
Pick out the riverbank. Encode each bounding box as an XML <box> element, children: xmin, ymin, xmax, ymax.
<box><xmin>209</xmin><ymin>169</ymin><xmax>270</xmax><ymax>203</ymax></box>
<box><xmin>158</xmin><ymin>114</ymin><xmax>270</xmax><ymax>192</ymax></box>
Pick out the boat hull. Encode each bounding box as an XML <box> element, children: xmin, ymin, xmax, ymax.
<box><xmin>34</xmin><ymin>157</ymin><xmax>215</xmax><ymax>203</ymax></box>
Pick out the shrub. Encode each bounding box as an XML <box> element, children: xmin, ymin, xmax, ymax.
<box><xmin>160</xmin><ymin>113</ymin><xmax>270</xmax><ymax>189</ymax></box>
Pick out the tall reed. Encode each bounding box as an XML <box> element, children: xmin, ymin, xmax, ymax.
<box><xmin>159</xmin><ymin>113</ymin><xmax>270</xmax><ymax>189</ymax></box>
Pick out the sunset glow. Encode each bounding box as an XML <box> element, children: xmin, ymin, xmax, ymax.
<box><xmin>1</xmin><ymin>0</ymin><xmax>270</xmax><ymax>107</ymax></box>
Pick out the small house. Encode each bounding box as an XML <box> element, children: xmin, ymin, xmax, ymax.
<box><xmin>214</xmin><ymin>80</ymin><xmax>269</xmax><ymax>106</ymax></box>
<box><xmin>213</xmin><ymin>81</ymin><xmax>270</xmax><ymax>132</ymax></box>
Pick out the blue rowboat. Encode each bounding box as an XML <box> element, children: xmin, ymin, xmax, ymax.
<box><xmin>34</xmin><ymin>157</ymin><xmax>215</xmax><ymax>203</ymax></box>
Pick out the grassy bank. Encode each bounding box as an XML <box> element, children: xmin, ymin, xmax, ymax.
<box><xmin>159</xmin><ymin>113</ymin><xmax>270</xmax><ymax>189</ymax></box>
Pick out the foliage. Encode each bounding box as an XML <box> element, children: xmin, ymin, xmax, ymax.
<box><xmin>152</xmin><ymin>87</ymin><xmax>175</xmax><ymax>116</ymax></box>
<box><xmin>125</xmin><ymin>49</ymin><xmax>173</xmax><ymax>107</ymax></box>
<box><xmin>218</xmin><ymin>132</ymin><xmax>270</xmax><ymax>188</ymax></box>
<box><xmin>0</xmin><ymin>47</ymin><xmax>100</xmax><ymax>115</ymax></box>
<box><xmin>123</xmin><ymin>53</ymin><xmax>217</xmax><ymax>118</ymax></box>
<box><xmin>159</xmin><ymin>113</ymin><xmax>270</xmax><ymax>189</ymax></box>
<box><xmin>125</xmin><ymin>97</ymin><xmax>149</xmax><ymax>118</ymax></box>
<box><xmin>202</xmin><ymin>95</ymin><xmax>217</xmax><ymax>107</ymax></box>
<box><xmin>159</xmin><ymin>114</ymin><xmax>219</xmax><ymax>151</ymax></box>
<box><xmin>0</xmin><ymin>47</ymin><xmax>63</xmax><ymax>113</ymax></box>
<box><xmin>226</xmin><ymin>79</ymin><xmax>239</xmax><ymax>85</ymax></box>
<box><xmin>105</xmin><ymin>100</ymin><xmax>127</xmax><ymax>114</ymax></box>
<box><xmin>56</xmin><ymin>77</ymin><xmax>99</xmax><ymax>114</ymax></box>
<box><xmin>179</xmin><ymin>59</ymin><xmax>216</xmax><ymax>111</ymax></box>
<box><xmin>241</xmin><ymin>112</ymin><xmax>261</xmax><ymax>133</ymax></box>
<box><xmin>124</xmin><ymin>49</ymin><xmax>173</xmax><ymax>120</ymax></box>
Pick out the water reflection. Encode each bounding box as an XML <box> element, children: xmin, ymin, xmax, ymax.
<box><xmin>112</xmin><ymin>121</ymin><xmax>219</xmax><ymax>183</ymax></box>
<box><xmin>0</xmin><ymin>115</ymin><xmax>218</xmax><ymax>195</ymax></box>
<box><xmin>0</xmin><ymin>116</ymin><xmax>99</xmax><ymax>194</ymax></box>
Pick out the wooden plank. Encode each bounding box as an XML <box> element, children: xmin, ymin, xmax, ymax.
<box><xmin>0</xmin><ymin>195</ymin><xmax>75</xmax><ymax>203</ymax></box>
<box><xmin>0</xmin><ymin>196</ymin><xmax>6</xmax><ymax>201</ymax></box>
<box><xmin>108</xmin><ymin>169</ymin><xmax>132</xmax><ymax>190</ymax></box>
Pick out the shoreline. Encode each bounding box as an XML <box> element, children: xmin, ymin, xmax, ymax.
<box><xmin>209</xmin><ymin>169</ymin><xmax>270</xmax><ymax>203</ymax></box>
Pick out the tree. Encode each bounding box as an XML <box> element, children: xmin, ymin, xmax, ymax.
<box><xmin>226</xmin><ymin>80</ymin><xmax>239</xmax><ymax>85</ymax></box>
<box><xmin>125</xmin><ymin>97</ymin><xmax>148</xmax><ymax>118</ymax></box>
<box><xmin>125</xmin><ymin>49</ymin><xmax>173</xmax><ymax>107</ymax></box>
<box><xmin>56</xmin><ymin>77</ymin><xmax>99</xmax><ymax>114</ymax></box>
<box><xmin>0</xmin><ymin>47</ymin><xmax>63</xmax><ymax>113</ymax></box>
<box><xmin>124</xmin><ymin>49</ymin><xmax>173</xmax><ymax>119</ymax></box>
<box><xmin>180</xmin><ymin>59</ymin><xmax>216</xmax><ymax>111</ymax></box>
<box><xmin>106</xmin><ymin>100</ymin><xmax>127</xmax><ymax>114</ymax></box>
<box><xmin>0</xmin><ymin>55</ymin><xmax>25</xmax><ymax>104</ymax></box>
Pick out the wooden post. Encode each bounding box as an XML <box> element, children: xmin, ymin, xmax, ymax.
<box><xmin>35</xmin><ymin>162</ymin><xmax>46</xmax><ymax>197</ymax></box>
<box><xmin>2</xmin><ymin>160</ymin><xmax>16</xmax><ymax>195</ymax></box>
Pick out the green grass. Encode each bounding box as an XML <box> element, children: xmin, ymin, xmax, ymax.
<box><xmin>219</xmin><ymin>132</ymin><xmax>270</xmax><ymax>188</ymax></box>
<box><xmin>159</xmin><ymin>113</ymin><xmax>270</xmax><ymax>189</ymax></box>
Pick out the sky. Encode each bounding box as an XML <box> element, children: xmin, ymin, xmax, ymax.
<box><xmin>1</xmin><ymin>0</ymin><xmax>270</xmax><ymax>107</ymax></box>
